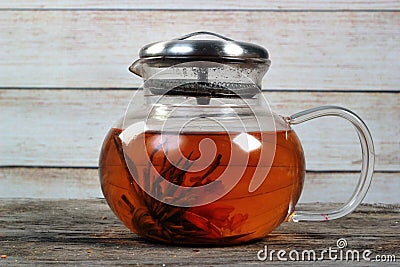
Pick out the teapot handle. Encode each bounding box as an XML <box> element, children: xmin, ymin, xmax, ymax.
<box><xmin>286</xmin><ymin>106</ymin><xmax>375</xmax><ymax>222</ymax></box>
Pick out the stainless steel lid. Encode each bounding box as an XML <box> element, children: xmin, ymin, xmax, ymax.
<box><xmin>137</xmin><ymin>31</ymin><xmax>270</xmax><ymax>62</ymax></box>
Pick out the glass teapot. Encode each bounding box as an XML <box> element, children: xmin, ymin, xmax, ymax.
<box><xmin>99</xmin><ymin>32</ymin><xmax>374</xmax><ymax>245</ymax></box>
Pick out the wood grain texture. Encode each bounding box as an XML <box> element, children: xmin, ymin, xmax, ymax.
<box><xmin>0</xmin><ymin>168</ymin><xmax>102</xmax><ymax>199</ymax></box>
<box><xmin>1</xmin><ymin>90</ymin><xmax>398</xmax><ymax>170</ymax></box>
<box><xmin>1</xmin><ymin>0</ymin><xmax>399</xmax><ymax>10</ymax></box>
<box><xmin>0</xmin><ymin>168</ymin><xmax>398</xmax><ymax>203</ymax></box>
<box><xmin>0</xmin><ymin>199</ymin><xmax>398</xmax><ymax>266</ymax></box>
<box><xmin>0</xmin><ymin>11</ymin><xmax>399</xmax><ymax>90</ymax></box>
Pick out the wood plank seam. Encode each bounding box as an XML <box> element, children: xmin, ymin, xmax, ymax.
<box><xmin>1</xmin><ymin>8</ymin><xmax>400</xmax><ymax>12</ymax></box>
<box><xmin>1</xmin><ymin>87</ymin><xmax>399</xmax><ymax>93</ymax></box>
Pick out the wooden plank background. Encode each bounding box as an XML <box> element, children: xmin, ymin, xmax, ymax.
<box><xmin>0</xmin><ymin>1</ymin><xmax>399</xmax><ymax>10</ymax></box>
<box><xmin>1</xmin><ymin>90</ymin><xmax>398</xmax><ymax>170</ymax></box>
<box><xmin>1</xmin><ymin>11</ymin><xmax>399</xmax><ymax>90</ymax></box>
<box><xmin>0</xmin><ymin>1</ymin><xmax>399</xmax><ymax>202</ymax></box>
<box><xmin>1</xmin><ymin>168</ymin><xmax>398</xmax><ymax>203</ymax></box>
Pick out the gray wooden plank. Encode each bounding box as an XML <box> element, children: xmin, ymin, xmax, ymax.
<box><xmin>0</xmin><ymin>199</ymin><xmax>398</xmax><ymax>266</ymax></box>
<box><xmin>0</xmin><ymin>0</ymin><xmax>399</xmax><ymax>10</ymax></box>
<box><xmin>0</xmin><ymin>168</ymin><xmax>398</xmax><ymax>204</ymax></box>
<box><xmin>0</xmin><ymin>168</ymin><xmax>102</xmax><ymax>199</ymax></box>
<box><xmin>0</xmin><ymin>11</ymin><xmax>399</xmax><ymax>90</ymax></box>
<box><xmin>0</xmin><ymin>89</ymin><xmax>398</xmax><ymax>170</ymax></box>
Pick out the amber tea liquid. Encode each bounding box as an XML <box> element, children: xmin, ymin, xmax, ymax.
<box><xmin>99</xmin><ymin>129</ymin><xmax>305</xmax><ymax>245</ymax></box>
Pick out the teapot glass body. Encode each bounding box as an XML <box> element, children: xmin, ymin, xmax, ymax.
<box><xmin>99</xmin><ymin>32</ymin><xmax>374</xmax><ymax>245</ymax></box>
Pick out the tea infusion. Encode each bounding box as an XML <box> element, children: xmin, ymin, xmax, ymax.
<box><xmin>99</xmin><ymin>128</ymin><xmax>305</xmax><ymax>245</ymax></box>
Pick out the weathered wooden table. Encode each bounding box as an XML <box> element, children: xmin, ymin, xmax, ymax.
<box><xmin>0</xmin><ymin>199</ymin><xmax>398</xmax><ymax>266</ymax></box>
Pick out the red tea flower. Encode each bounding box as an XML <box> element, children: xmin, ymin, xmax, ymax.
<box><xmin>185</xmin><ymin>203</ymin><xmax>248</xmax><ymax>236</ymax></box>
